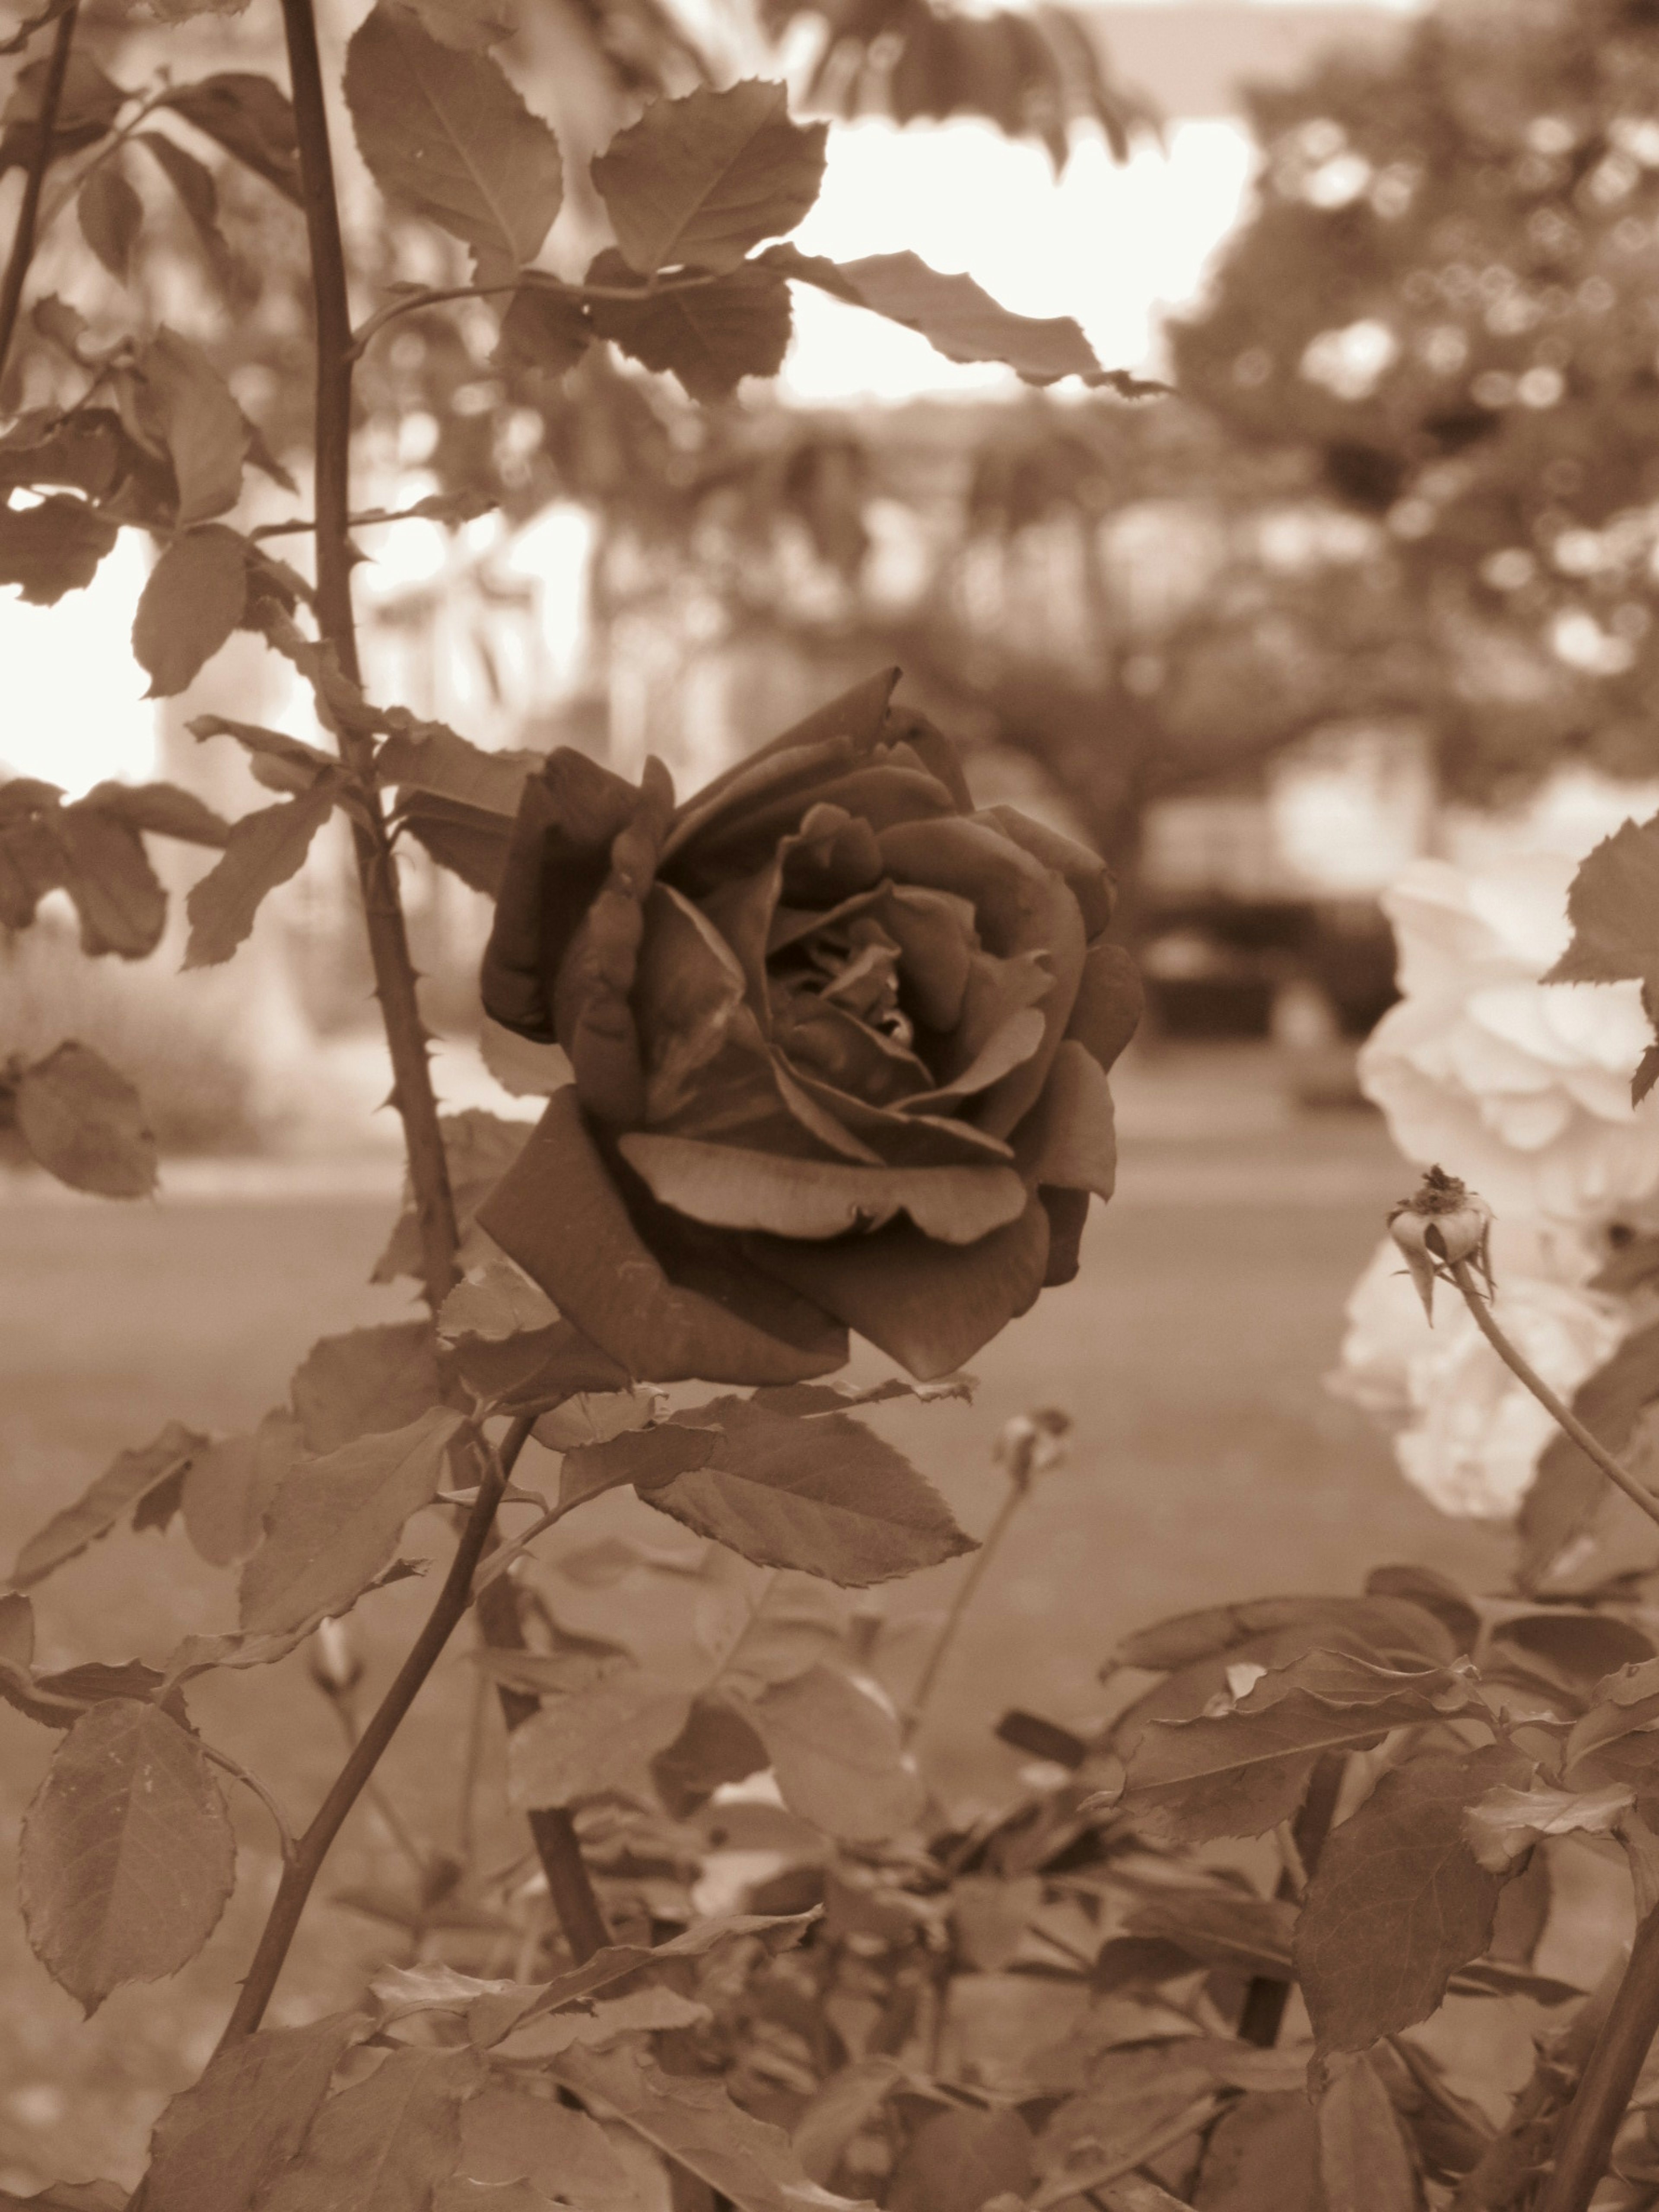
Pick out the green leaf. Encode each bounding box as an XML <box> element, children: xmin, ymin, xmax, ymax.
<box><xmin>144</xmin><ymin>2013</ymin><xmax>364</xmax><ymax>2212</ymax></box>
<box><xmin>182</xmin><ymin>775</ymin><xmax>339</xmax><ymax>968</ymax></box>
<box><xmin>14</xmin><ymin>1040</ymin><xmax>157</xmax><ymax>1198</ymax></box>
<box><xmin>495</xmin><ymin>286</ymin><xmax>590</xmax><ymax>381</ymax></box>
<box><xmin>446</xmin><ymin>1319</ymin><xmax>634</xmax><ymax>1416</ymax></box>
<box><xmin>188</xmin><ymin>712</ymin><xmax>338</xmax><ymax>796</ymax></box>
<box><xmin>259</xmin><ymin>2047</ymin><xmax>481</xmax><ymax>2212</ymax></box>
<box><xmin>548</xmin><ymin>2047</ymin><xmax>865</xmax><ymax>2212</ymax></box>
<box><xmin>506</xmin><ymin>1672</ymin><xmax>695</xmax><ymax>1808</ymax></box>
<box><xmin>20</xmin><ymin>1699</ymin><xmax>236</xmax><ymax>2014</ymax></box>
<box><xmin>53</xmin><ymin>798</ymin><xmax>167</xmax><ymax>956</ymax></box>
<box><xmin>1521</xmin><ymin>1320</ymin><xmax>1659</xmax><ymax>1587</ymax></box>
<box><xmin>559</xmin><ymin>1419</ymin><xmax>717</xmax><ymax>1510</ymax></box>
<box><xmin>0</xmin><ymin>494</ymin><xmax>118</xmax><ymax>604</ymax></box>
<box><xmin>375</xmin><ymin>1111</ymin><xmax>532</xmax><ymax>1284</ymax></box>
<box><xmin>135</xmin><ymin>130</ymin><xmax>244</xmax><ymax>297</ymax></box>
<box><xmin>643</xmin><ymin>1395</ymin><xmax>975</xmax><ymax>1587</ymax></box>
<box><xmin>456</xmin><ymin>2090</ymin><xmax>641</xmax><ymax>2204</ymax></box>
<box><xmin>180</xmin><ymin>1409</ymin><xmax>302</xmax><ymax>1568</ymax></box>
<box><xmin>0</xmin><ymin>2181</ymin><xmax>130</xmax><ymax>2209</ymax></box>
<box><xmin>377</xmin><ymin>719</ymin><xmax>534</xmax><ymax>817</ymax></box>
<box><xmin>77</xmin><ymin>160</ymin><xmax>142</xmax><ymax>283</ymax></box>
<box><xmin>1194</xmin><ymin>2092</ymin><xmax>1323</xmax><ymax>2212</ymax></box>
<box><xmin>742</xmin><ymin>1663</ymin><xmax>923</xmax><ymax>1841</ymax></box>
<box><xmin>135</xmin><ymin>328</ymin><xmax>249</xmax><ymax>525</ymax></box>
<box><xmin>1316</xmin><ymin>2052</ymin><xmax>1420</xmax><ymax>2212</ymax></box>
<box><xmin>591</xmin><ymin>79</ymin><xmax>826</xmax><ymax>276</ymax></box>
<box><xmin>79</xmin><ymin>778</ymin><xmax>230</xmax><ymax>848</ymax></box>
<box><xmin>1123</xmin><ymin>1888</ymin><xmax>1297</xmax><ymax>1980</ymax></box>
<box><xmin>1112</xmin><ymin>1593</ymin><xmax>1457</xmax><ymax>1675</ymax></box>
<box><xmin>290</xmin><ymin>1320</ymin><xmax>442</xmax><ymax>1453</ymax></box>
<box><xmin>1119</xmin><ymin>1666</ymin><xmax>1468</xmax><ymax>1846</ymax></box>
<box><xmin>239</xmin><ymin>1407</ymin><xmax>464</xmax><ymax>1636</ymax></box>
<box><xmin>1296</xmin><ymin>1747</ymin><xmax>1531</xmax><ymax>2060</ymax></box>
<box><xmin>764</xmin><ymin>244</ymin><xmax>1113</xmax><ymax>387</ymax></box>
<box><xmin>161</xmin><ymin>73</ymin><xmax>302</xmax><ymax>204</ymax></box>
<box><xmin>1545</xmin><ymin>812</ymin><xmax>1659</xmax><ymax>988</ymax></box>
<box><xmin>889</xmin><ymin>2107</ymin><xmax>1031</xmax><ymax>2212</ymax></box>
<box><xmin>345</xmin><ymin>2</ymin><xmax>563</xmax><ymax>266</ymax></box>
<box><xmin>11</xmin><ymin>1420</ymin><xmax>206</xmax><ymax>1588</ymax></box>
<box><xmin>588</xmin><ymin>256</ymin><xmax>791</xmax><ymax>400</ymax></box>
<box><xmin>131</xmin><ymin>524</ymin><xmax>248</xmax><ymax>697</ymax></box>
<box><xmin>404</xmin><ymin>0</ymin><xmax>517</xmax><ymax>46</ymax></box>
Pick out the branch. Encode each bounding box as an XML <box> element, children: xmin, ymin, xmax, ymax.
<box><xmin>0</xmin><ymin>0</ymin><xmax>79</xmax><ymax>387</ymax></box>
<box><xmin>279</xmin><ymin>0</ymin><xmax>460</xmax><ymax>1309</ymax></box>
<box><xmin>212</xmin><ymin>1436</ymin><xmax>512</xmax><ymax>2051</ymax></box>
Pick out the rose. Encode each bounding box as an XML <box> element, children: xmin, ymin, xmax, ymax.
<box><xmin>475</xmin><ymin>670</ymin><xmax>1141</xmax><ymax>1385</ymax></box>
<box><xmin>1359</xmin><ymin>852</ymin><xmax>1659</xmax><ymax>1225</ymax></box>
<box><xmin>1329</xmin><ymin>1228</ymin><xmax>1624</xmax><ymax>1519</ymax></box>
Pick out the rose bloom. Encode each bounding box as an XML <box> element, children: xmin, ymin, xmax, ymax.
<box><xmin>1329</xmin><ymin>1228</ymin><xmax>1625</xmax><ymax>1519</ymax></box>
<box><xmin>1359</xmin><ymin>851</ymin><xmax>1659</xmax><ymax>1224</ymax></box>
<box><xmin>476</xmin><ymin>672</ymin><xmax>1142</xmax><ymax>1385</ymax></box>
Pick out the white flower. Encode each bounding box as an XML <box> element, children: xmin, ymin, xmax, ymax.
<box><xmin>1360</xmin><ymin>852</ymin><xmax>1659</xmax><ymax>1224</ymax></box>
<box><xmin>1329</xmin><ymin>1230</ymin><xmax>1625</xmax><ymax>1519</ymax></box>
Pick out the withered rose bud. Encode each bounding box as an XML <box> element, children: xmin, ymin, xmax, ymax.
<box><xmin>477</xmin><ymin>671</ymin><xmax>1143</xmax><ymax>1385</ymax></box>
<box><xmin>1388</xmin><ymin>1163</ymin><xmax>1494</xmax><ymax>1321</ymax></box>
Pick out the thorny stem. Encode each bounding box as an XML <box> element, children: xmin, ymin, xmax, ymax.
<box><xmin>1450</xmin><ymin>1951</ymin><xmax>1624</xmax><ymax>2209</ymax></box>
<box><xmin>903</xmin><ymin>1481</ymin><xmax>1025</xmax><ymax>1745</ymax></box>
<box><xmin>279</xmin><ymin>0</ymin><xmax>460</xmax><ymax>1311</ymax></box>
<box><xmin>1449</xmin><ymin>1260</ymin><xmax>1659</xmax><ymax>1535</ymax></box>
<box><xmin>212</xmin><ymin>1438</ymin><xmax>513</xmax><ymax>2051</ymax></box>
<box><xmin>0</xmin><ymin>0</ymin><xmax>80</xmax><ymax>387</ymax></box>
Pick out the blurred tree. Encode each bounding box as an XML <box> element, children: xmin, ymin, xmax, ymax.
<box><xmin>1171</xmin><ymin>0</ymin><xmax>1659</xmax><ymax>799</ymax></box>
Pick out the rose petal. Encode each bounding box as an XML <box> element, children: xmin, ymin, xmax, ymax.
<box><xmin>906</xmin><ymin>1006</ymin><xmax>1047</xmax><ymax>1112</ymax></box>
<box><xmin>881</xmin><ymin>702</ymin><xmax>974</xmax><ymax>812</ymax></box>
<box><xmin>744</xmin><ymin>1195</ymin><xmax>1051</xmax><ymax>1380</ymax></box>
<box><xmin>481</xmin><ymin>749</ymin><xmax>644</xmax><ymax>1041</ymax></box>
<box><xmin>1017</xmin><ymin>1039</ymin><xmax>1118</xmax><ymax>1200</ymax></box>
<box><xmin>554</xmin><ymin>758</ymin><xmax>674</xmax><ymax>1123</ymax></box>
<box><xmin>619</xmin><ymin>1131</ymin><xmax>1028</xmax><ymax>1244</ymax></box>
<box><xmin>781</xmin><ymin>1066</ymin><xmax>1016</xmax><ymax>1167</ymax></box>
<box><xmin>876</xmin><ymin>884</ymin><xmax>977</xmax><ymax>1031</ymax></box>
<box><xmin>677</xmin><ymin>763</ymin><xmax>956</xmax><ymax>890</ymax></box>
<box><xmin>474</xmin><ymin>1089</ymin><xmax>847</xmax><ymax>1385</ymax></box>
<box><xmin>980</xmin><ymin>805</ymin><xmax>1114</xmax><ymax>940</ymax></box>
<box><xmin>664</xmin><ymin>668</ymin><xmax>900</xmax><ymax>852</ymax></box>
<box><xmin>781</xmin><ymin>804</ymin><xmax>886</xmax><ymax>903</ymax></box>
<box><xmin>774</xmin><ymin>992</ymin><xmax>933</xmax><ymax>1106</ymax></box>
<box><xmin>1039</xmin><ymin>1187</ymin><xmax>1090</xmax><ymax>1287</ymax></box>
<box><xmin>1066</xmin><ymin>940</ymin><xmax>1143</xmax><ymax>1074</ymax></box>
<box><xmin>635</xmin><ymin>882</ymin><xmax>749</xmax><ymax>1123</ymax></box>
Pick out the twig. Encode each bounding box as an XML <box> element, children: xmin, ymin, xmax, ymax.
<box><xmin>470</xmin><ymin>1489</ymin><xmax>584</xmax><ymax>1596</ymax></box>
<box><xmin>1450</xmin><ymin>1259</ymin><xmax>1659</xmax><ymax>1534</ymax></box>
<box><xmin>210</xmin><ymin>1446</ymin><xmax>509</xmax><ymax>2051</ymax></box>
<box><xmin>0</xmin><ymin>0</ymin><xmax>80</xmax><ymax>385</ymax></box>
<box><xmin>248</xmin><ymin>500</ymin><xmax>486</xmax><ymax>540</ymax></box>
<box><xmin>35</xmin><ymin>82</ymin><xmax>174</xmax><ymax>236</ymax></box>
<box><xmin>903</xmin><ymin>1481</ymin><xmax>1024</xmax><ymax>1745</ymax></box>
<box><xmin>197</xmin><ymin>1739</ymin><xmax>298</xmax><ymax>1865</ymax></box>
<box><xmin>278</xmin><ymin>0</ymin><xmax>460</xmax><ymax>1310</ymax></box>
<box><xmin>346</xmin><ymin>267</ymin><xmax>728</xmax><ymax>361</ymax></box>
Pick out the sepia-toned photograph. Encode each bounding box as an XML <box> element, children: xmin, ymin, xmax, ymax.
<box><xmin>5</xmin><ymin>0</ymin><xmax>1659</xmax><ymax>2203</ymax></box>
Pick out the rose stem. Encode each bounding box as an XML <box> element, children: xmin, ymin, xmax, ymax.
<box><xmin>210</xmin><ymin>1429</ymin><xmax>517</xmax><ymax>2050</ymax></box>
<box><xmin>1451</xmin><ymin>1951</ymin><xmax>1624</xmax><ymax>2210</ymax></box>
<box><xmin>904</xmin><ymin>1474</ymin><xmax>1028</xmax><ymax>1746</ymax></box>
<box><xmin>0</xmin><ymin>1</ymin><xmax>80</xmax><ymax>384</ymax></box>
<box><xmin>1535</xmin><ymin>1907</ymin><xmax>1659</xmax><ymax>2212</ymax></box>
<box><xmin>1449</xmin><ymin>1259</ymin><xmax>1659</xmax><ymax>1533</ymax></box>
<box><xmin>278</xmin><ymin>0</ymin><xmax>607</xmax><ymax>1955</ymax></box>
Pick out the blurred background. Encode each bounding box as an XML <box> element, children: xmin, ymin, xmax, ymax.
<box><xmin>8</xmin><ymin>0</ymin><xmax>1659</xmax><ymax>2184</ymax></box>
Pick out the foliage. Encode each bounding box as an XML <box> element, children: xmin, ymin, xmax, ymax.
<box><xmin>1172</xmin><ymin>0</ymin><xmax>1659</xmax><ymax>801</ymax></box>
<box><xmin>13</xmin><ymin>1</ymin><xmax>1659</xmax><ymax>2210</ymax></box>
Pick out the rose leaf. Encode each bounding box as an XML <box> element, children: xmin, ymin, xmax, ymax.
<box><xmin>591</xmin><ymin>80</ymin><xmax>826</xmax><ymax>276</ymax></box>
<box><xmin>21</xmin><ymin>1700</ymin><xmax>236</xmax><ymax>2013</ymax></box>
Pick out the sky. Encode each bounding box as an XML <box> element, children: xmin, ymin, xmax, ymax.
<box><xmin>0</xmin><ymin>0</ymin><xmax>1419</xmax><ymax>794</ymax></box>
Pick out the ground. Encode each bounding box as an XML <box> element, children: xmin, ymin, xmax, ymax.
<box><xmin>0</xmin><ymin>1068</ymin><xmax>1520</xmax><ymax>2191</ymax></box>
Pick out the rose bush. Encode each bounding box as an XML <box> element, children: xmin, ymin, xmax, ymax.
<box><xmin>477</xmin><ymin>669</ymin><xmax>1142</xmax><ymax>1385</ymax></box>
<box><xmin>1360</xmin><ymin>851</ymin><xmax>1659</xmax><ymax>1224</ymax></box>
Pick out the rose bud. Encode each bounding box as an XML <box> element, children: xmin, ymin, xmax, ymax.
<box><xmin>476</xmin><ymin>670</ymin><xmax>1143</xmax><ymax>1385</ymax></box>
<box><xmin>1388</xmin><ymin>1164</ymin><xmax>1494</xmax><ymax>1321</ymax></box>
